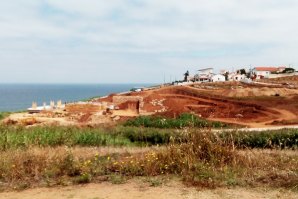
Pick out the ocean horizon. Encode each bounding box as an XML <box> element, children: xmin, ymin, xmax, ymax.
<box><xmin>0</xmin><ymin>83</ymin><xmax>155</xmax><ymax>112</ymax></box>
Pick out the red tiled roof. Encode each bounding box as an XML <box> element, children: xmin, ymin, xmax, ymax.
<box><xmin>255</xmin><ymin>67</ymin><xmax>278</xmax><ymax>72</ymax></box>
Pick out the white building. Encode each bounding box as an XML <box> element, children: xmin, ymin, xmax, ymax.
<box><xmin>194</xmin><ymin>68</ymin><xmax>213</xmax><ymax>82</ymax></box>
<box><xmin>211</xmin><ymin>74</ymin><xmax>225</xmax><ymax>82</ymax></box>
<box><xmin>251</xmin><ymin>66</ymin><xmax>286</xmax><ymax>79</ymax></box>
<box><xmin>228</xmin><ymin>73</ymin><xmax>246</xmax><ymax>81</ymax></box>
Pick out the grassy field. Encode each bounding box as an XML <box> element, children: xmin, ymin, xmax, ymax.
<box><xmin>0</xmin><ymin>123</ymin><xmax>297</xmax><ymax>191</ymax></box>
<box><xmin>0</xmin><ymin>125</ymin><xmax>297</xmax><ymax>150</ymax></box>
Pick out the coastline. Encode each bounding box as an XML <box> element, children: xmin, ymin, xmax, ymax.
<box><xmin>0</xmin><ymin>83</ymin><xmax>157</xmax><ymax>112</ymax></box>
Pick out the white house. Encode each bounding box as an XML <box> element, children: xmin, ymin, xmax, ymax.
<box><xmin>194</xmin><ymin>68</ymin><xmax>213</xmax><ymax>82</ymax></box>
<box><xmin>211</xmin><ymin>74</ymin><xmax>225</xmax><ymax>82</ymax></box>
<box><xmin>251</xmin><ymin>66</ymin><xmax>286</xmax><ymax>79</ymax></box>
<box><xmin>229</xmin><ymin>73</ymin><xmax>246</xmax><ymax>81</ymax></box>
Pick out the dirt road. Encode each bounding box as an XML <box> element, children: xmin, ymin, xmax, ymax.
<box><xmin>1</xmin><ymin>180</ymin><xmax>297</xmax><ymax>199</ymax></box>
<box><xmin>209</xmin><ymin>107</ymin><xmax>298</xmax><ymax>128</ymax></box>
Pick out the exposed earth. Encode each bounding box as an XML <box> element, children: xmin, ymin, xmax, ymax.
<box><xmin>95</xmin><ymin>78</ymin><xmax>298</xmax><ymax>128</ymax></box>
<box><xmin>3</xmin><ymin>76</ymin><xmax>298</xmax><ymax>128</ymax></box>
<box><xmin>1</xmin><ymin>179</ymin><xmax>297</xmax><ymax>199</ymax></box>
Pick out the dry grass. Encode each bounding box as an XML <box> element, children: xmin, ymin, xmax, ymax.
<box><xmin>0</xmin><ymin>131</ymin><xmax>297</xmax><ymax>191</ymax></box>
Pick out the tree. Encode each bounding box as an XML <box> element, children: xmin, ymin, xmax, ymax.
<box><xmin>224</xmin><ymin>72</ymin><xmax>229</xmax><ymax>81</ymax></box>
<box><xmin>184</xmin><ymin>70</ymin><xmax>189</xmax><ymax>82</ymax></box>
<box><xmin>239</xmin><ymin>69</ymin><xmax>246</xmax><ymax>75</ymax></box>
<box><xmin>283</xmin><ymin>68</ymin><xmax>295</xmax><ymax>73</ymax></box>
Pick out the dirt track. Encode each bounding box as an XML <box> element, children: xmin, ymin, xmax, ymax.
<box><xmin>128</xmin><ymin>85</ymin><xmax>298</xmax><ymax>128</ymax></box>
<box><xmin>1</xmin><ymin>180</ymin><xmax>297</xmax><ymax>199</ymax></box>
<box><xmin>209</xmin><ymin>108</ymin><xmax>298</xmax><ymax>128</ymax></box>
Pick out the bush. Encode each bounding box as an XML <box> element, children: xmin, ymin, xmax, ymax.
<box><xmin>0</xmin><ymin>125</ymin><xmax>133</xmax><ymax>150</ymax></box>
<box><xmin>220</xmin><ymin>129</ymin><xmax>298</xmax><ymax>149</ymax></box>
<box><xmin>124</xmin><ymin>113</ymin><xmax>228</xmax><ymax>129</ymax></box>
<box><xmin>0</xmin><ymin>112</ymin><xmax>10</xmax><ymax>120</ymax></box>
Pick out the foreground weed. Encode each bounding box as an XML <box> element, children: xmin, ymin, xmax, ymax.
<box><xmin>108</xmin><ymin>174</ymin><xmax>127</xmax><ymax>184</ymax></box>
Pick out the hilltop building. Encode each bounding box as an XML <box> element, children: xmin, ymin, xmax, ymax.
<box><xmin>211</xmin><ymin>74</ymin><xmax>225</xmax><ymax>82</ymax></box>
<box><xmin>194</xmin><ymin>68</ymin><xmax>213</xmax><ymax>82</ymax></box>
<box><xmin>252</xmin><ymin>66</ymin><xmax>286</xmax><ymax>79</ymax></box>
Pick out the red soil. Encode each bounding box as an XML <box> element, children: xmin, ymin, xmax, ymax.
<box><xmin>95</xmin><ymin>83</ymin><xmax>298</xmax><ymax>127</ymax></box>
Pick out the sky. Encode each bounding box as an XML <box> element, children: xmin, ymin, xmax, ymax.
<box><xmin>0</xmin><ymin>0</ymin><xmax>298</xmax><ymax>84</ymax></box>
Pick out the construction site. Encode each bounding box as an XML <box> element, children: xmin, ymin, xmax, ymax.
<box><xmin>3</xmin><ymin>75</ymin><xmax>298</xmax><ymax>129</ymax></box>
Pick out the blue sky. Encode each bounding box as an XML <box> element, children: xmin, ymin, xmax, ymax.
<box><xmin>0</xmin><ymin>0</ymin><xmax>298</xmax><ymax>83</ymax></box>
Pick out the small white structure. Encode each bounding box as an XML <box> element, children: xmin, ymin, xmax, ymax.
<box><xmin>211</xmin><ymin>74</ymin><xmax>225</xmax><ymax>82</ymax></box>
<box><xmin>241</xmin><ymin>78</ymin><xmax>253</xmax><ymax>84</ymax></box>
<box><xmin>57</xmin><ymin>100</ymin><xmax>63</xmax><ymax>108</ymax></box>
<box><xmin>175</xmin><ymin>81</ymin><xmax>193</xmax><ymax>86</ymax></box>
<box><xmin>229</xmin><ymin>73</ymin><xmax>246</xmax><ymax>81</ymax></box>
<box><xmin>27</xmin><ymin>100</ymin><xmax>65</xmax><ymax>114</ymax></box>
<box><xmin>50</xmin><ymin>101</ymin><xmax>55</xmax><ymax>108</ymax></box>
<box><xmin>233</xmin><ymin>74</ymin><xmax>246</xmax><ymax>81</ymax></box>
<box><xmin>195</xmin><ymin>68</ymin><xmax>214</xmax><ymax>82</ymax></box>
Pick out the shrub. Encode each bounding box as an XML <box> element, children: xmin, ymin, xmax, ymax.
<box><xmin>123</xmin><ymin>113</ymin><xmax>228</xmax><ymax>129</ymax></box>
<box><xmin>221</xmin><ymin>129</ymin><xmax>298</xmax><ymax>149</ymax></box>
<box><xmin>0</xmin><ymin>112</ymin><xmax>10</xmax><ymax>120</ymax></box>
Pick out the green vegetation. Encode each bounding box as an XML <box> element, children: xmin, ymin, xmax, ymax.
<box><xmin>81</xmin><ymin>96</ymin><xmax>101</xmax><ymax>102</ymax></box>
<box><xmin>222</xmin><ymin>129</ymin><xmax>298</xmax><ymax>149</ymax></box>
<box><xmin>0</xmin><ymin>125</ymin><xmax>297</xmax><ymax>150</ymax></box>
<box><xmin>0</xmin><ymin>125</ymin><xmax>179</xmax><ymax>150</ymax></box>
<box><xmin>124</xmin><ymin>113</ymin><xmax>228</xmax><ymax>129</ymax></box>
<box><xmin>0</xmin><ymin>125</ymin><xmax>132</xmax><ymax>150</ymax></box>
<box><xmin>0</xmin><ymin>112</ymin><xmax>10</xmax><ymax>120</ymax></box>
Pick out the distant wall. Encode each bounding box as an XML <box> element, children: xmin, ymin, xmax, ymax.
<box><xmin>66</xmin><ymin>104</ymin><xmax>103</xmax><ymax>114</ymax></box>
<box><xmin>113</xmin><ymin>96</ymin><xmax>144</xmax><ymax>113</ymax></box>
<box><xmin>269</xmin><ymin>73</ymin><xmax>297</xmax><ymax>79</ymax></box>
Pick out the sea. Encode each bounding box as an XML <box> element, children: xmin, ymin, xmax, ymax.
<box><xmin>0</xmin><ymin>84</ymin><xmax>154</xmax><ymax>112</ymax></box>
